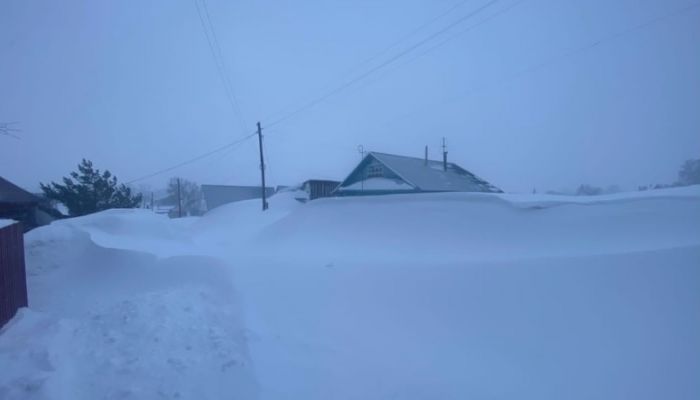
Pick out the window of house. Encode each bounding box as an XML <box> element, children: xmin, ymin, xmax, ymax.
<box><xmin>367</xmin><ymin>164</ymin><xmax>383</xmax><ymax>178</ymax></box>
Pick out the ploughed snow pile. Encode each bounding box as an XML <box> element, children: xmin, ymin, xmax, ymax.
<box><xmin>1</xmin><ymin>186</ymin><xmax>700</xmax><ymax>400</ymax></box>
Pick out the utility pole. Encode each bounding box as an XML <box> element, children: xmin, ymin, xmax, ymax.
<box><xmin>442</xmin><ymin>137</ymin><xmax>448</xmax><ymax>171</ymax></box>
<box><xmin>257</xmin><ymin>122</ymin><xmax>268</xmax><ymax>211</ymax></box>
<box><xmin>358</xmin><ymin>145</ymin><xmax>365</xmax><ymax>193</ymax></box>
<box><xmin>151</xmin><ymin>192</ymin><xmax>154</xmax><ymax>211</ymax></box>
<box><xmin>177</xmin><ymin>178</ymin><xmax>182</xmax><ymax>218</ymax></box>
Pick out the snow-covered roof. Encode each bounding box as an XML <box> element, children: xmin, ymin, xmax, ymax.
<box><xmin>0</xmin><ymin>176</ymin><xmax>40</xmax><ymax>204</ymax></box>
<box><xmin>0</xmin><ymin>219</ymin><xmax>17</xmax><ymax>229</ymax></box>
<box><xmin>341</xmin><ymin>152</ymin><xmax>501</xmax><ymax>193</ymax></box>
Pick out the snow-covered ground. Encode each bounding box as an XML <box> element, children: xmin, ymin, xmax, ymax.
<box><xmin>1</xmin><ymin>187</ymin><xmax>699</xmax><ymax>399</ymax></box>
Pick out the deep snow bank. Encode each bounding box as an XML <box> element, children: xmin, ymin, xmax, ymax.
<box><xmin>254</xmin><ymin>185</ymin><xmax>700</xmax><ymax>264</ymax></box>
<box><xmin>1</xmin><ymin>186</ymin><xmax>698</xmax><ymax>400</ymax></box>
<box><xmin>228</xmin><ymin>186</ymin><xmax>700</xmax><ymax>400</ymax></box>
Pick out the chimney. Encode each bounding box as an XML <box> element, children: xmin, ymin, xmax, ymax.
<box><xmin>442</xmin><ymin>137</ymin><xmax>448</xmax><ymax>171</ymax></box>
<box><xmin>424</xmin><ymin>145</ymin><xmax>428</xmax><ymax>166</ymax></box>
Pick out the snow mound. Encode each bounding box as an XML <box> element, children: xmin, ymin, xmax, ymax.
<box><xmin>255</xmin><ymin>185</ymin><xmax>700</xmax><ymax>264</ymax></box>
<box><xmin>46</xmin><ymin>208</ymin><xmax>196</xmax><ymax>257</ymax></box>
<box><xmin>191</xmin><ymin>191</ymin><xmax>302</xmax><ymax>249</ymax></box>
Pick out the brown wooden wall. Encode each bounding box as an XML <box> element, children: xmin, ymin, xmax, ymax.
<box><xmin>0</xmin><ymin>222</ymin><xmax>28</xmax><ymax>328</ymax></box>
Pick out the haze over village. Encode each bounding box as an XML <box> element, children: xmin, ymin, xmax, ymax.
<box><xmin>1</xmin><ymin>1</ymin><xmax>699</xmax><ymax>399</ymax></box>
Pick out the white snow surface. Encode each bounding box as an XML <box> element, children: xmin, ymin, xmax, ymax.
<box><xmin>0</xmin><ymin>219</ymin><xmax>16</xmax><ymax>229</ymax></box>
<box><xmin>1</xmin><ymin>187</ymin><xmax>699</xmax><ymax>399</ymax></box>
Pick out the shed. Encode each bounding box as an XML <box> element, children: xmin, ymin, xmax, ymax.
<box><xmin>301</xmin><ymin>179</ymin><xmax>340</xmax><ymax>201</ymax></box>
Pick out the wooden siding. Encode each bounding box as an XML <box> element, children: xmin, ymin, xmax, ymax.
<box><xmin>305</xmin><ymin>180</ymin><xmax>340</xmax><ymax>200</ymax></box>
<box><xmin>0</xmin><ymin>222</ymin><xmax>28</xmax><ymax>328</ymax></box>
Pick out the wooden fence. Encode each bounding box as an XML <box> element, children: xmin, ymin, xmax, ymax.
<box><xmin>0</xmin><ymin>222</ymin><xmax>28</xmax><ymax>328</ymax></box>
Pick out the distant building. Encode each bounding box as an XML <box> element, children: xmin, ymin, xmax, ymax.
<box><xmin>333</xmin><ymin>152</ymin><xmax>501</xmax><ymax>196</ymax></box>
<box><xmin>300</xmin><ymin>179</ymin><xmax>340</xmax><ymax>201</ymax></box>
<box><xmin>0</xmin><ymin>177</ymin><xmax>60</xmax><ymax>231</ymax></box>
<box><xmin>201</xmin><ymin>185</ymin><xmax>275</xmax><ymax>211</ymax></box>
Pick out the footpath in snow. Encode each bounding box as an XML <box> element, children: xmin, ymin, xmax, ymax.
<box><xmin>1</xmin><ymin>187</ymin><xmax>699</xmax><ymax>399</ymax></box>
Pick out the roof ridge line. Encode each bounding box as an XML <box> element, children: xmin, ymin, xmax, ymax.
<box><xmin>369</xmin><ymin>151</ymin><xmax>453</xmax><ymax>165</ymax></box>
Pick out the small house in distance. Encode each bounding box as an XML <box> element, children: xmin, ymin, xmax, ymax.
<box><xmin>300</xmin><ymin>179</ymin><xmax>341</xmax><ymax>201</ymax></box>
<box><xmin>201</xmin><ymin>184</ymin><xmax>275</xmax><ymax>211</ymax></box>
<box><xmin>333</xmin><ymin>152</ymin><xmax>501</xmax><ymax>196</ymax></box>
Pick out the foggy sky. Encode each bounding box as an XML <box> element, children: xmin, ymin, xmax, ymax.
<box><xmin>1</xmin><ymin>0</ymin><xmax>699</xmax><ymax>194</ymax></box>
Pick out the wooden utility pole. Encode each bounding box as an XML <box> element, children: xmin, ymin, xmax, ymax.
<box><xmin>151</xmin><ymin>192</ymin><xmax>154</xmax><ymax>210</ymax></box>
<box><xmin>257</xmin><ymin>122</ymin><xmax>268</xmax><ymax>211</ymax></box>
<box><xmin>358</xmin><ymin>145</ymin><xmax>365</xmax><ymax>193</ymax></box>
<box><xmin>177</xmin><ymin>178</ymin><xmax>182</xmax><ymax>217</ymax></box>
<box><xmin>442</xmin><ymin>137</ymin><xmax>448</xmax><ymax>171</ymax></box>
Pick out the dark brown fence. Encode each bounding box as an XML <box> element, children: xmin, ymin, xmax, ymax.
<box><xmin>0</xmin><ymin>222</ymin><xmax>28</xmax><ymax>328</ymax></box>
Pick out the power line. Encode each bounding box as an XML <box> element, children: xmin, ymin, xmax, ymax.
<box><xmin>448</xmin><ymin>1</ymin><xmax>700</xmax><ymax>103</ymax></box>
<box><xmin>263</xmin><ymin>0</ymin><xmax>501</xmax><ymax>129</ymax></box>
<box><xmin>391</xmin><ymin>0</ymin><xmax>527</xmax><ymax>73</ymax></box>
<box><xmin>342</xmin><ymin>0</ymin><xmax>477</xmax><ymax>76</ymax></box>
<box><xmin>126</xmin><ymin>132</ymin><xmax>256</xmax><ymax>184</ymax></box>
<box><xmin>201</xmin><ymin>0</ymin><xmax>249</xmax><ymax>131</ymax></box>
<box><xmin>330</xmin><ymin>0</ymin><xmax>527</xmax><ymax>104</ymax></box>
<box><xmin>194</xmin><ymin>0</ymin><xmax>248</xmax><ymax>133</ymax></box>
<box><xmin>262</xmin><ymin>0</ymin><xmax>478</xmax><ymax>124</ymax></box>
<box><xmin>380</xmin><ymin>1</ymin><xmax>700</xmax><ymax>129</ymax></box>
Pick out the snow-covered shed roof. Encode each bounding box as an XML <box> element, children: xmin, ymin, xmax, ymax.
<box><xmin>337</xmin><ymin>152</ymin><xmax>501</xmax><ymax>193</ymax></box>
<box><xmin>0</xmin><ymin>176</ymin><xmax>40</xmax><ymax>204</ymax></box>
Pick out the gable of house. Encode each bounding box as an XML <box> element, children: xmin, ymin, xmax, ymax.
<box><xmin>335</xmin><ymin>152</ymin><xmax>501</xmax><ymax>194</ymax></box>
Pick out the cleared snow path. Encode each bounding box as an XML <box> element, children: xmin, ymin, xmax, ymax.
<box><xmin>0</xmin><ymin>212</ymin><xmax>257</xmax><ymax>400</ymax></box>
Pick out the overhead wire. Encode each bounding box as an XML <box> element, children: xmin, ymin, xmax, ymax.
<box><xmin>425</xmin><ymin>1</ymin><xmax>700</xmax><ymax>109</ymax></box>
<box><xmin>194</xmin><ymin>0</ymin><xmax>248</xmax><ymax>133</ymax></box>
<box><xmin>262</xmin><ymin>0</ymin><xmax>479</xmax><ymax>124</ymax></box>
<box><xmin>262</xmin><ymin>0</ymin><xmax>501</xmax><ymax>129</ymax></box>
<box><xmin>126</xmin><ymin>132</ymin><xmax>257</xmax><ymax>184</ymax></box>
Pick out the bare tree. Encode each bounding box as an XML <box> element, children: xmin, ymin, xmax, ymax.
<box><xmin>0</xmin><ymin>122</ymin><xmax>21</xmax><ymax>139</ymax></box>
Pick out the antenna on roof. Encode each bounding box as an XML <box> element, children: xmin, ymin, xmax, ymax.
<box><xmin>424</xmin><ymin>145</ymin><xmax>428</xmax><ymax>166</ymax></box>
<box><xmin>442</xmin><ymin>138</ymin><xmax>448</xmax><ymax>171</ymax></box>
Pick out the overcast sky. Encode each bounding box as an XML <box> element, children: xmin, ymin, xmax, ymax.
<box><xmin>1</xmin><ymin>0</ymin><xmax>699</xmax><ymax>193</ymax></box>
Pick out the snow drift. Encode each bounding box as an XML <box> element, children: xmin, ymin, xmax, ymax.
<box><xmin>1</xmin><ymin>186</ymin><xmax>699</xmax><ymax>400</ymax></box>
